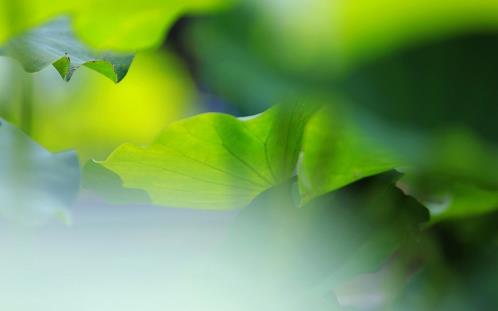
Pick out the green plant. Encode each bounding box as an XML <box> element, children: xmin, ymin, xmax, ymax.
<box><xmin>1</xmin><ymin>1</ymin><xmax>497</xmax><ymax>310</ymax></box>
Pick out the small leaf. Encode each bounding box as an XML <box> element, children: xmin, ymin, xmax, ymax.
<box><xmin>87</xmin><ymin>103</ymin><xmax>317</xmax><ymax>209</ymax></box>
<box><xmin>2</xmin><ymin>17</ymin><xmax>133</xmax><ymax>82</ymax></box>
<box><xmin>0</xmin><ymin>119</ymin><xmax>80</xmax><ymax>225</ymax></box>
<box><xmin>299</xmin><ymin>106</ymin><xmax>405</xmax><ymax>204</ymax></box>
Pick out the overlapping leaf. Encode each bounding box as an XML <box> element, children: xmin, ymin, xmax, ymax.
<box><xmin>299</xmin><ymin>106</ymin><xmax>405</xmax><ymax>204</ymax></box>
<box><xmin>85</xmin><ymin>103</ymin><xmax>406</xmax><ymax>209</ymax></box>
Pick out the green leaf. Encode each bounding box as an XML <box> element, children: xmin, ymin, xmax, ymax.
<box><xmin>0</xmin><ymin>0</ymin><xmax>72</xmax><ymax>43</ymax></box>
<box><xmin>71</xmin><ymin>0</ymin><xmax>233</xmax><ymax>51</ymax></box>
<box><xmin>2</xmin><ymin>17</ymin><xmax>133</xmax><ymax>82</ymax></box>
<box><xmin>0</xmin><ymin>0</ymin><xmax>233</xmax><ymax>51</ymax></box>
<box><xmin>0</xmin><ymin>119</ymin><xmax>80</xmax><ymax>225</ymax></box>
<box><xmin>88</xmin><ymin>103</ymin><xmax>317</xmax><ymax>209</ymax></box>
<box><xmin>299</xmin><ymin>106</ymin><xmax>405</xmax><ymax>205</ymax></box>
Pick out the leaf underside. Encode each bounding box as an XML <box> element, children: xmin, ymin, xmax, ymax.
<box><xmin>1</xmin><ymin>17</ymin><xmax>134</xmax><ymax>82</ymax></box>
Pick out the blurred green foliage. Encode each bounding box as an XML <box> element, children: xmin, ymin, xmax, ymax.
<box><xmin>0</xmin><ymin>50</ymin><xmax>196</xmax><ymax>161</ymax></box>
<box><xmin>0</xmin><ymin>0</ymin><xmax>497</xmax><ymax>309</ymax></box>
<box><xmin>0</xmin><ymin>0</ymin><xmax>234</xmax><ymax>50</ymax></box>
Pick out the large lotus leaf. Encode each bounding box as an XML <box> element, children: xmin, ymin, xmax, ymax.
<box><xmin>1</xmin><ymin>17</ymin><xmax>133</xmax><ymax>82</ymax></box>
<box><xmin>0</xmin><ymin>119</ymin><xmax>79</xmax><ymax>225</ymax></box>
<box><xmin>299</xmin><ymin>106</ymin><xmax>405</xmax><ymax>204</ymax></box>
<box><xmin>0</xmin><ymin>0</ymin><xmax>233</xmax><ymax>51</ymax></box>
<box><xmin>87</xmin><ymin>103</ymin><xmax>317</xmax><ymax>209</ymax></box>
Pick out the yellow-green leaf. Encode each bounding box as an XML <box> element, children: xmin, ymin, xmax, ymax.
<box><xmin>90</xmin><ymin>103</ymin><xmax>316</xmax><ymax>209</ymax></box>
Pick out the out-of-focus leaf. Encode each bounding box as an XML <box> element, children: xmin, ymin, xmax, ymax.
<box><xmin>299</xmin><ymin>106</ymin><xmax>405</xmax><ymax>204</ymax></box>
<box><xmin>88</xmin><ymin>103</ymin><xmax>316</xmax><ymax>209</ymax></box>
<box><xmin>333</xmin><ymin>0</ymin><xmax>498</xmax><ymax>70</ymax></box>
<box><xmin>0</xmin><ymin>119</ymin><xmax>79</xmax><ymax>225</ymax></box>
<box><xmin>0</xmin><ymin>0</ymin><xmax>72</xmax><ymax>43</ymax></box>
<box><xmin>72</xmin><ymin>0</ymin><xmax>233</xmax><ymax>51</ymax></box>
<box><xmin>215</xmin><ymin>173</ymin><xmax>428</xmax><ymax>309</ymax></box>
<box><xmin>0</xmin><ymin>0</ymin><xmax>233</xmax><ymax>51</ymax></box>
<box><xmin>349</xmin><ymin>113</ymin><xmax>498</xmax><ymax>190</ymax></box>
<box><xmin>1</xmin><ymin>17</ymin><xmax>133</xmax><ymax>82</ymax></box>
<box><xmin>398</xmin><ymin>175</ymin><xmax>498</xmax><ymax>223</ymax></box>
<box><xmin>248</xmin><ymin>0</ymin><xmax>498</xmax><ymax>72</ymax></box>
<box><xmin>390</xmin><ymin>214</ymin><xmax>498</xmax><ymax>310</ymax></box>
<box><xmin>417</xmin><ymin>129</ymin><xmax>498</xmax><ymax>189</ymax></box>
<box><xmin>82</xmin><ymin>160</ymin><xmax>151</xmax><ymax>205</ymax></box>
<box><xmin>342</xmin><ymin>33</ymin><xmax>498</xmax><ymax>144</ymax></box>
<box><xmin>187</xmin><ymin>12</ymin><xmax>303</xmax><ymax>113</ymax></box>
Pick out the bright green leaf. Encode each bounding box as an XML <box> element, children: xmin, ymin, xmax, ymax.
<box><xmin>0</xmin><ymin>0</ymin><xmax>73</xmax><ymax>43</ymax></box>
<box><xmin>0</xmin><ymin>119</ymin><xmax>79</xmax><ymax>225</ymax></box>
<box><xmin>1</xmin><ymin>17</ymin><xmax>133</xmax><ymax>82</ymax></box>
<box><xmin>89</xmin><ymin>103</ymin><xmax>316</xmax><ymax>209</ymax></box>
<box><xmin>72</xmin><ymin>0</ymin><xmax>233</xmax><ymax>51</ymax></box>
<box><xmin>0</xmin><ymin>0</ymin><xmax>233</xmax><ymax>51</ymax></box>
<box><xmin>299</xmin><ymin>106</ymin><xmax>405</xmax><ymax>205</ymax></box>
